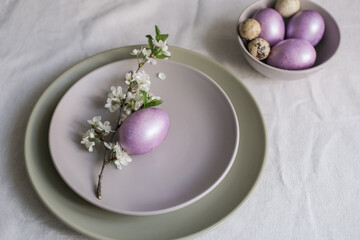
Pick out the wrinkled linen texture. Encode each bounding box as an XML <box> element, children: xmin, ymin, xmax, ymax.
<box><xmin>0</xmin><ymin>0</ymin><xmax>359</xmax><ymax>239</ymax></box>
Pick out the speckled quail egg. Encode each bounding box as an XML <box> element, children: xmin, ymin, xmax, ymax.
<box><xmin>247</xmin><ymin>37</ymin><xmax>271</xmax><ymax>60</ymax></box>
<box><xmin>239</xmin><ymin>18</ymin><xmax>261</xmax><ymax>41</ymax></box>
<box><xmin>275</xmin><ymin>0</ymin><xmax>300</xmax><ymax>18</ymax></box>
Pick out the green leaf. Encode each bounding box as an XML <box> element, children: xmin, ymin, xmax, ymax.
<box><xmin>148</xmin><ymin>38</ymin><xmax>154</xmax><ymax>49</ymax></box>
<box><xmin>144</xmin><ymin>99</ymin><xmax>163</xmax><ymax>108</ymax></box>
<box><xmin>155</xmin><ymin>25</ymin><xmax>161</xmax><ymax>36</ymax></box>
<box><xmin>140</xmin><ymin>90</ymin><xmax>148</xmax><ymax>105</ymax></box>
<box><xmin>156</xmin><ymin>54</ymin><xmax>168</xmax><ymax>59</ymax></box>
<box><xmin>156</xmin><ymin>34</ymin><xmax>168</xmax><ymax>41</ymax></box>
<box><xmin>146</xmin><ymin>35</ymin><xmax>154</xmax><ymax>49</ymax></box>
<box><xmin>153</xmin><ymin>48</ymin><xmax>161</xmax><ymax>56</ymax></box>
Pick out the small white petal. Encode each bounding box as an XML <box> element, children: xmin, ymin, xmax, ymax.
<box><xmin>114</xmin><ymin>160</ymin><xmax>122</xmax><ymax>169</ymax></box>
<box><xmin>104</xmin><ymin>142</ymin><xmax>111</xmax><ymax>149</ymax></box>
<box><xmin>125</xmin><ymin>72</ymin><xmax>132</xmax><ymax>80</ymax></box>
<box><xmin>120</xmin><ymin>159</ymin><xmax>128</xmax><ymax>166</ymax></box>
<box><xmin>163</xmin><ymin>51</ymin><xmax>171</xmax><ymax>56</ymax></box>
<box><xmin>157</xmin><ymin>72</ymin><xmax>166</xmax><ymax>80</ymax></box>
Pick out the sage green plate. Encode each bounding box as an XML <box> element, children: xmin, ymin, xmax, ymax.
<box><xmin>25</xmin><ymin>46</ymin><xmax>267</xmax><ymax>240</ymax></box>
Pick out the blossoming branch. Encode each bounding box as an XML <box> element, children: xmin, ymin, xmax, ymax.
<box><xmin>80</xmin><ymin>25</ymin><xmax>171</xmax><ymax>199</ymax></box>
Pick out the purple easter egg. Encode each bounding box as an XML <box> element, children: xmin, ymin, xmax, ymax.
<box><xmin>286</xmin><ymin>10</ymin><xmax>325</xmax><ymax>46</ymax></box>
<box><xmin>267</xmin><ymin>39</ymin><xmax>316</xmax><ymax>70</ymax></box>
<box><xmin>253</xmin><ymin>8</ymin><xmax>285</xmax><ymax>46</ymax></box>
<box><xmin>119</xmin><ymin>108</ymin><xmax>169</xmax><ymax>155</ymax></box>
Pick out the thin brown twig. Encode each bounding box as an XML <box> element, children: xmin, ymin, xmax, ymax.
<box><xmin>96</xmin><ymin>149</ymin><xmax>108</xmax><ymax>199</ymax></box>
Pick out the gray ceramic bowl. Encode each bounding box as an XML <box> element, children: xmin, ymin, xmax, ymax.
<box><xmin>237</xmin><ymin>0</ymin><xmax>340</xmax><ymax>80</ymax></box>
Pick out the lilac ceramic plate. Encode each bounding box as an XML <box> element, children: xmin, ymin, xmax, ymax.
<box><xmin>49</xmin><ymin>59</ymin><xmax>239</xmax><ymax>215</ymax></box>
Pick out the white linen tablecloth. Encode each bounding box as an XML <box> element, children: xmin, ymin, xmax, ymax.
<box><xmin>1</xmin><ymin>0</ymin><xmax>359</xmax><ymax>239</ymax></box>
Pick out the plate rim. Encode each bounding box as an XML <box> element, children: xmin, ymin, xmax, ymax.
<box><xmin>25</xmin><ymin>45</ymin><xmax>267</xmax><ymax>240</ymax></box>
<box><xmin>48</xmin><ymin>58</ymin><xmax>240</xmax><ymax>216</ymax></box>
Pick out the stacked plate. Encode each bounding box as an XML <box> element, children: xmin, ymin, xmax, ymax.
<box><xmin>25</xmin><ymin>46</ymin><xmax>266</xmax><ymax>239</ymax></box>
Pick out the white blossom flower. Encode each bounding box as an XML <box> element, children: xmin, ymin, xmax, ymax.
<box><xmin>130</xmin><ymin>48</ymin><xmax>140</xmax><ymax>55</ymax></box>
<box><xmin>142</xmin><ymin>48</ymin><xmax>152</xmax><ymax>57</ymax></box>
<box><xmin>147</xmin><ymin>57</ymin><xmax>157</xmax><ymax>65</ymax></box>
<box><xmin>104</xmin><ymin>142</ymin><xmax>132</xmax><ymax>169</ymax></box>
<box><xmin>157</xmin><ymin>72</ymin><xmax>166</xmax><ymax>80</ymax></box>
<box><xmin>125</xmin><ymin>72</ymin><xmax>133</xmax><ymax>85</ymax></box>
<box><xmin>127</xmin><ymin>91</ymin><xmax>144</xmax><ymax>106</ymax></box>
<box><xmin>81</xmin><ymin>137</ymin><xmax>95</xmax><ymax>152</ymax></box>
<box><xmin>87</xmin><ymin>116</ymin><xmax>102</xmax><ymax>125</ymax></box>
<box><xmin>132</xmin><ymin>70</ymin><xmax>151</xmax><ymax>91</ymax></box>
<box><xmin>154</xmin><ymin>40</ymin><xmax>171</xmax><ymax>57</ymax></box>
<box><xmin>154</xmin><ymin>40</ymin><xmax>168</xmax><ymax>51</ymax></box>
<box><xmin>109</xmin><ymin>86</ymin><xmax>125</xmax><ymax>99</ymax></box>
<box><xmin>83</xmin><ymin>128</ymin><xmax>96</xmax><ymax>139</ymax></box>
<box><xmin>114</xmin><ymin>151</ymin><xmax>132</xmax><ymax>170</ymax></box>
<box><xmin>119</xmin><ymin>91</ymin><xmax>144</xmax><ymax>122</ymax></box>
<box><xmin>105</xmin><ymin>97</ymin><xmax>121</xmax><ymax>112</ymax></box>
<box><xmin>98</xmin><ymin>121</ymin><xmax>112</xmax><ymax>134</ymax></box>
<box><xmin>126</xmin><ymin>91</ymin><xmax>137</xmax><ymax>100</ymax></box>
<box><xmin>105</xmin><ymin>86</ymin><xmax>125</xmax><ymax>112</ymax></box>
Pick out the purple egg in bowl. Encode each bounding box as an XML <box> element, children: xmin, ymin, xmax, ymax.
<box><xmin>253</xmin><ymin>8</ymin><xmax>285</xmax><ymax>46</ymax></box>
<box><xmin>287</xmin><ymin>10</ymin><xmax>325</xmax><ymax>46</ymax></box>
<box><xmin>119</xmin><ymin>107</ymin><xmax>169</xmax><ymax>155</ymax></box>
<box><xmin>267</xmin><ymin>39</ymin><xmax>316</xmax><ymax>70</ymax></box>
